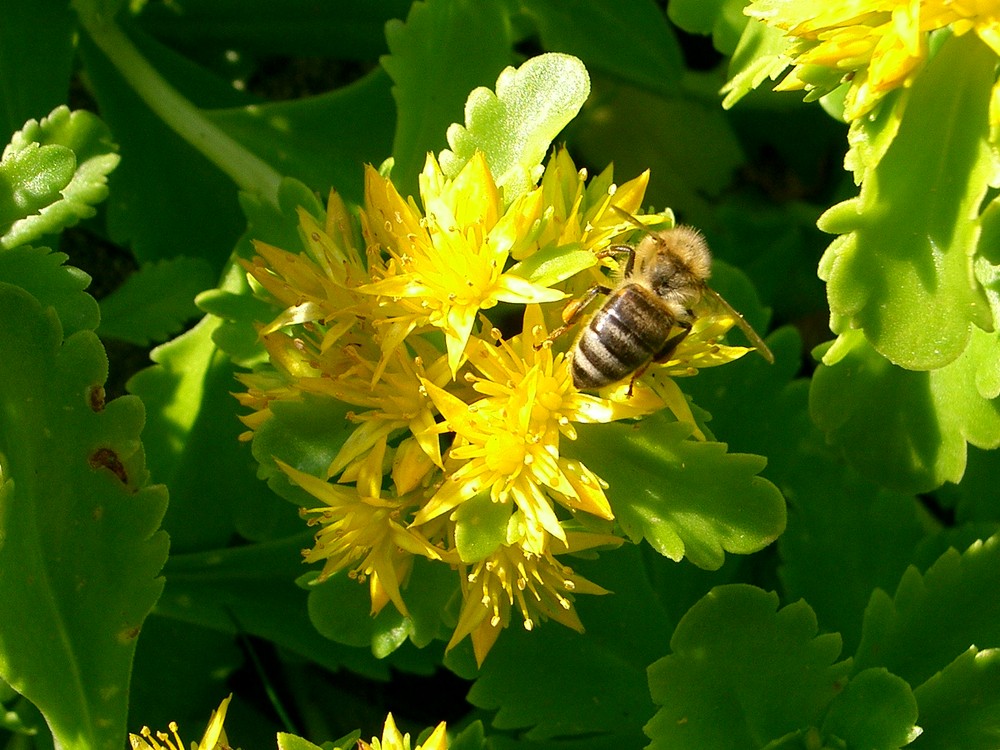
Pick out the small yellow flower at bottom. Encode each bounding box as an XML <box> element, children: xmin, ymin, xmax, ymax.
<box><xmin>447</xmin><ymin>532</ymin><xmax>619</xmax><ymax>666</ymax></box>
<box><xmin>130</xmin><ymin>695</ymin><xmax>233</xmax><ymax>750</ymax></box>
<box><xmin>358</xmin><ymin>713</ymin><xmax>448</xmax><ymax>750</ymax></box>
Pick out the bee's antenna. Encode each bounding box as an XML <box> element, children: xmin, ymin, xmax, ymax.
<box><xmin>609</xmin><ymin>205</ymin><xmax>670</xmax><ymax>236</ymax></box>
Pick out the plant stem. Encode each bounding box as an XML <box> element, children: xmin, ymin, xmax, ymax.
<box><xmin>76</xmin><ymin>5</ymin><xmax>283</xmax><ymax>206</ymax></box>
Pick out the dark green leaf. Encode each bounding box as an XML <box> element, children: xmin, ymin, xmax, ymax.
<box><xmin>668</xmin><ymin>0</ymin><xmax>750</xmax><ymax>56</ymax></box>
<box><xmin>79</xmin><ymin>33</ymin><xmax>244</xmax><ymax>269</ymax></box>
<box><xmin>98</xmin><ymin>257</ymin><xmax>215</xmax><ymax>345</ymax></box>
<box><xmin>912</xmin><ymin>646</ymin><xmax>1000</xmax><ymax>749</ymax></box>
<box><xmin>383</xmin><ymin>0</ymin><xmax>512</xmax><ymax>198</ymax></box>
<box><xmin>821</xmin><ymin>668</ymin><xmax>919</xmax><ymax>748</ymax></box>
<box><xmin>466</xmin><ymin>546</ymin><xmax>659</xmax><ymax>743</ymax></box>
<box><xmin>646</xmin><ymin>585</ymin><xmax>850</xmax><ymax>749</ymax></box>
<box><xmin>524</xmin><ymin>0</ymin><xmax>683</xmax><ymax>94</ymax></box>
<box><xmin>0</xmin><ymin>0</ymin><xmax>76</xmax><ymax>138</ymax></box>
<box><xmin>854</xmin><ymin>532</ymin><xmax>1000</xmax><ymax>688</ymax></box>
<box><xmin>206</xmin><ymin>69</ymin><xmax>397</xmax><ymax>206</ymax></box>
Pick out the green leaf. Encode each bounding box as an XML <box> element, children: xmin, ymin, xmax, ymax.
<box><xmin>136</xmin><ymin>0</ymin><xmax>411</xmax><ymax>59</ymax></box>
<box><xmin>464</xmin><ymin>546</ymin><xmax>659</xmax><ymax>744</ymax></box>
<box><xmin>568</xmin><ymin>416</ymin><xmax>785</xmax><ymax>570</ymax></box>
<box><xmin>0</xmin><ymin>106</ymin><xmax>119</xmax><ymax>249</ymax></box>
<box><xmin>668</xmin><ymin>0</ymin><xmax>750</xmax><ymax>56</ymax></box>
<box><xmin>0</xmin><ymin>245</ymin><xmax>98</xmax><ymax>336</ymax></box>
<box><xmin>508</xmin><ymin>244</ymin><xmax>597</xmax><ymax>289</ymax></box>
<box><xmin>912</xmin><ymin>646</ymin><xmax>1000</xmax><ymax>749</ymax></box>
<box><xmin>0</xmin><ymin>0</ymin><xmax>76</xmax><ymax>137</ymax></box>
<box><xmin>382</xmin><ymin>0</ymin><xmax>512</xmax><ymax>199</ymax></box>
<box><xmin>0</xmin><ymin>283</ymin><xmax>168</xmax><ymax>750</ymax></box>
<box><xmin>572</xmin><ymin>82</ymin><xmax>743</xmax><ymax>226</ymax></box>
<box><xmin>854</xmin><ymin>532</ymin><xmax>1000</xmax><ymax>689</ymax></box>
<box><xmin>454</xmin><ymin>492</ymin><xmax>511</xmax><ymax>563</ymax></box>
<box><xmin>154</xmin><ymin>536</ymin><xmax>385</xmax><ymax>676</ymax></box>
<box><xmin>306</xmin><ymin>557</ymin><xmax>457</xmax><ymax>654</ymax></box>
<box><xmin>818</xmin><ymin>34</ymin><xmax>996</xmax><ymax>371</ymax></box>
<box><xmin>821</xmin><ymin>668</ymin><xmax>919</xmax><ymax>748</ymax></box>
<box><xmin>524</xmin><ymin>0</ymin><xmax>684</xmax><ymax>95</ymax></box>
<box><xmin>98</xmin><ymin>257</ymin><xmax>215</xmax><ymax>345</ymax></box>
<box><xmin>810</xmin><ymin>329</ymin><xmax>1000</xmax><ymax>493</ymax></box>
<box><xmin>645</xmin><ymin>585</ymin><xmax>851</xmax><ymax>749</ymax></box>
<box><xmin>439</xmin><ymin>53</ymin><xmax>590</xmax><ymax>206</ymax></box>
<box><xmin>127</xmin><ymin>314</ymin><xmax>299</xmax><ymax>551</ymax></box>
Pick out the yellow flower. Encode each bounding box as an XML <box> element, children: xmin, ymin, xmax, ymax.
<box><xmin>535</xmin><ymin>147</ymin><xmax>656</xmax><ymax>257</ymax></box>
<box><xmin>281</xmin><ymin>440</ymin><xmax>447</xmax><ymax>617</ymax></box>
<box><xmin>412</xmin><ymin>306</ymin><xmax>657</xmax><ymax>552</ymax></box>
<box><xmin>130</xmin><ymin>696</ymin><xmax>233</xmax><ymax>750</ymax></box>
<box><xmin>358</xmin><ymin>713</ymin><xmax>448</xmax><ymax>750</ymax></box>
<box><xmin>447</xmin><ymin>532</ymin><xmax>619</xmax><ymax>666</ymax></box>
<box><xmin>359</xmin><ymin>152</ymin><xmax>565</xmax><ymax>375</ymax></box>
<box><xmin>243</xmin><ymin>191</ymin><xmax>370</xmax><ymax>348</ymax></box>
<box><xmin>747</xmin><ymin>0</ymin><xmax>1000</xmax><ymax>120</ymax></box>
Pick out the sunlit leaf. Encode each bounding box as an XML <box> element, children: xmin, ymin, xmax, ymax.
<box><xmin>811</xmin><ymin>329</ymin><xmax>1000</xmax><ymax>493</ymax></box>
<box><xmin>439</xmin><ymin>53</ymin><xmax>590</xmax><ymax>206</ymax></box>
<box><xmin>0</xmin><ymin>283</ymin><xmax>167</xmax><ymax>750</ymax></box>
<box><xmin>818</xmin><ymin>34</ymin><xmax>997</xmax><ymax>370</ymax></box>
<box><xmin>569</xmin><ymin>415</ymin><xmax>785</xmax><ymax>570</ymax></box>
<box><xmin>0</xmin><ymin>106</ymin><xmax>119</xmax><ymax>249</ymax></box>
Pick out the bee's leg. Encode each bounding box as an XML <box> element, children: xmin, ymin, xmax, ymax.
<box><xmin>542</xmin><ymin>284</ymin><xmax>613</xmax><ymax>346</ymax></box>
<box><xmin>652</xmin><ymin>321</ymin><xmax>694</xmax><ymax>364</ymax></box>
<box><xmin>597</xmin><ymin>244</ymin><xmax>636</xmax><ymax>276</ymax></box>
<box><xmin>626</xmin><ymin>322</ymin><xmax>694</xmax><ymax>397</ymax></box>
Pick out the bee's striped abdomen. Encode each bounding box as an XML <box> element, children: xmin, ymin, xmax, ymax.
<box><xmin>571</xmin><ymin>285</ymin><xmax>672</xmax><ymax>389</ymax></box>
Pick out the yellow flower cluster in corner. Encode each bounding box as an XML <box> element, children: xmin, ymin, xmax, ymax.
<box><xmin>237</xmin><ymin>148</ymin><xmax>752</xmax><ymax>664</ymax></box>
<box><xmin>747</xmin><ymin>0</ymin><xmax>1000</xmax><ymax>120</ymax></box>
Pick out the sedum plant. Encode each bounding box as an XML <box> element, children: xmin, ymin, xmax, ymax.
<box><xmin>1</xmin><ymin>1</ymin><xmax>999</xmax><ymax>750</ymax></box>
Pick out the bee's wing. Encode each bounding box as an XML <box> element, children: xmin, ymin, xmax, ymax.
<box><xmin>702</xmin><ymin>287</ymin><xmax>775</xmax><ymax>364</ymax></box>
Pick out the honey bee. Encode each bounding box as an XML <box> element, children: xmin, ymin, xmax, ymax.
<box><xmin>554</xmin><ymin>215</ymin><xmax>774</xmax><ymax>391</ymax></box>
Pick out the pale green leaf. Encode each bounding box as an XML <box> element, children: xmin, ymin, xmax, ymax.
<box><xmin>818</xmin><ymin>34</ymin><xmax>996</xmax><ymax>370</ymax></box>
<box><xmin>439</xmin><ymin>53</ymin><xmax>590</xmax><ymax>206</ymax></box>
<box><xmin>0</xmin><ymin>106</ymin><xmax>119</xmax><ymax>249</ymax></box>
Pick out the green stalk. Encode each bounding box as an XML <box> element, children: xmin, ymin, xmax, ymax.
<box><xmin>76</xmin><ymin>4</ymin><xmax>282</xmax><ymax>206</ymax></box>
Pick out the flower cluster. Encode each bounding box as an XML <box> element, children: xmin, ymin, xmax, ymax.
<box><xmin>237</xmin><ymin>148</ymin><xmax>754</xmax><ymax>663</ymax></box>
<box><xmin>746</xmin><ymin>0</ymin><xmax>1000</xmax><ymax>120</ymax></box>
